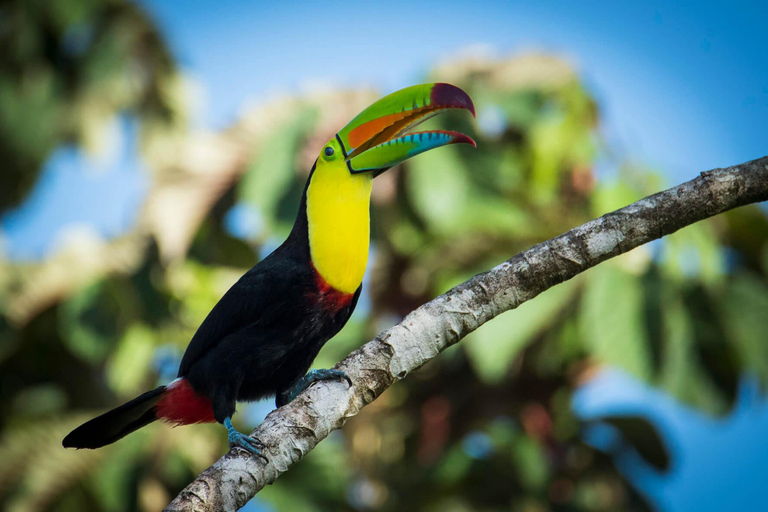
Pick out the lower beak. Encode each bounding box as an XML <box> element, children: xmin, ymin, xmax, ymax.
<box><xmin>335</xmin><ymin>83</ymin><xmax>476</xmax><ymax>174</ymax></box>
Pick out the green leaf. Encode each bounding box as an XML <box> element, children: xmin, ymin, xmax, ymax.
<box><xmin>528</xmin><ymin>83</ymin><xmax>596</xmax><ymax>204</ymax></box>
<box><xmin>58</xmin><ymin>281</ymin><xmax>120</xmax><ymax>364</ymax></box>
<box><xmin>463</xmin><ymin>195</ymin><xmax>530</xmax><ymax>235</ymax></box>
<box><xmin>579</xmin><ymin>264</ymin><xmax>652</xmax><ymax>380</ymax></box>
<box><xmin>661</xmin><ymin>221</ymin><xmax>725</xmax><ymax>287</ymax></box>
<box><xmin>238</xmin><ymin>110</ymin><xmax>318</xmax><ymax>237</ymax></box>
<box><xmin>658</xmin><ymin>284</ymin><xmax>728</xmax><ymax>413</ymax></box>
<box><xmin>499</xmin><ymin>91</ymin><xmax>546</xmax><ymax>129</ymax></box>
<box><xmin>106</xmin><ymin>324</ymin><xmax>157</xmax><ymax>397</ymax></box>
<box><xmin>718</xmin><ymin>274</ymin><xmax>768</xmax><ymax>383</ymax></box>
<box><xmin>591</xmin><ymin>181</ymin><xmax>642</xmax><ymax>217</ymax></box>
<box><xmin>433</xmin><ymin>445</ymin><xmax>473</xmax><ymax>486</ymax></box>
<box><xmin>406</xmin><ymin>145</ymin><xmax>471</xmax><ymax>236</ymax></box>
<box><xmin>512</xmin><ymin>435</ymin><xmax>549</xmax><ymax>491</ymax></box>
<box><xmin>464</xmin><ymin>279</ymin><xmax>578</xmax><ymax>384</ymax></box>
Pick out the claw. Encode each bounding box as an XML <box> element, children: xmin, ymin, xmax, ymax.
<box><xmin>277</xmin><ymin>369</ymin><xmax>353</xmax><ymax>407</ymax></box>
<box><xmin>311</xmin><ymin>368</ymin><xmax>352</xmax><ymax>387</ymax></box>
<box><xmin>224</xmin><ymin>417</ymin><xmax>268</xmax><ymax>463</ymax></box>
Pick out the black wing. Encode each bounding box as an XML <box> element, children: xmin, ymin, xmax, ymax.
<box><xmin>177</xmin><ymin>254</ymin><xmax>309</xmax><ymax>377</ymax></box>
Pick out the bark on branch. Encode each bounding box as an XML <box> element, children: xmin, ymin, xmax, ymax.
<box><xmin>166</xmin><ymin>156</ymin><xmax>768</xmax><ymax>511</ymax></box>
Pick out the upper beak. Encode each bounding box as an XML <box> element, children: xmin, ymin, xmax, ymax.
<box><xmin>336</xmin><ymin>83</ymin><xmax>476</xmax><ymax>174</ymax></box>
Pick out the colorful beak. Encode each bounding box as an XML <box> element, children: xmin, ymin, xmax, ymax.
<box><xmin>336</xmin><ymin>83</ymin><xmax>476</xmax><ymax>174</ymax></box>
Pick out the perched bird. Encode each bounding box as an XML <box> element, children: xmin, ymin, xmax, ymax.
<box><xmin>63</xmin><ymin>83</ymin><xmax>476</xmax><ymax>457</ymax></box>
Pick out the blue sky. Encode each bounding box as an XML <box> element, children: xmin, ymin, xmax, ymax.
<box><xmin>2</xmin><ymin>0</ymin><xmax>766</xmax><ymax>258</ymax></box>
<box><xmin>2</xmin><ymin>2</ymin><xmax>767</xmax><ymax>509</ymax></box>
<box><xmin>574</xmin><ymin>371</ymin><xmax>768</xmax><ymax>510</ymax></box>
<box><xmin>3</xmin><ymin>0</ymin><xmax>767</xmax><ymax>259</ymax></box>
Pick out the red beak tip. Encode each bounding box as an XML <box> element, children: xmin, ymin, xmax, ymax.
<box><xmin>431</xmin><ymin>83</ymin><xmax>476</xmax><ymax>117</ymax></box>
<box><xmin>465</xmin><ymin>99</ymin><xmax>477</xmax><ymax>118</ymax></box>
<box><xmin>449</xmin><ymin>132</ymin><xmax>477</xmax><ymax>148</ymax></box>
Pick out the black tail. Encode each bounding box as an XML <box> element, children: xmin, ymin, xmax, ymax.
<box><xmin>63</xmin><ymin>386</ymin><xmax>166</xmax><ymax>449</ymax></box>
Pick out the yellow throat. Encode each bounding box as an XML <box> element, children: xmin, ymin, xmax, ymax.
<box><xmin>306</xmin><ymin>157</ymin><xmax>372</xmax><ymax>294</ymax></box>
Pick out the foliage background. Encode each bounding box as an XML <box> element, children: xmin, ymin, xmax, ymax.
<box><xmin>0</xmin><ymin>1</ymin><xmax>766</xmax><ymax>511</ymax></box>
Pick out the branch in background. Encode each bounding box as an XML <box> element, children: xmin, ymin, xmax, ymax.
<box><xmin>166</xmin><ymin>156</ymin><xmax>768</xmax><ymax>512</ymax></box>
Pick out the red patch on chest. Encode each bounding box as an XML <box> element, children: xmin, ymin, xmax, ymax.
<box><xmin>312</xmin><ymin>266</ymin><xmax>355</xmax><ymax>313</ymax></box>
<box><xmin>155</xmin><ymin>378</ymin><xmax>216</xmax><ymax>425</ymax></box>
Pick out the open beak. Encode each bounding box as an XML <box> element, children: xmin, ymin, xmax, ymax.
<box><xmin>336</xmin><ymin>83</ymin><xmax>476</xmax><ymax>174</ymax></box>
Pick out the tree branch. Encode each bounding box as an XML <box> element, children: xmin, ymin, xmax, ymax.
<box><xmin>166</xmin><ymin>156</ymin><xmax>768</xmax><ymax>511</ymax></box>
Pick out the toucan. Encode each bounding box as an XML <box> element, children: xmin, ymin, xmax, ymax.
<box><xmin>63</xmin><ymin>83</ymin><xmax>476</xmax><ymax>458</ymax></box>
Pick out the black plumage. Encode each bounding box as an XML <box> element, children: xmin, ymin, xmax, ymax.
<box><xmin>64</xmin><ymin>165</ymin><xmax>360</xmax><ymax>449</ymax></box>
<box><xmin>63</xmin><ymin>387</ymin><xmax>165</xmax><ymax>449</ymax></box>
<box><xmin>181</xmin><ymin>175</ymin><xmax>360</xmax><ymax>420</ymax></box>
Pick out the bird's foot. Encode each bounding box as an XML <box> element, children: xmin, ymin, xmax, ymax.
<box><xmin>224</xmin><ymin>418</ymin><xmax>267</xmax><ymax>463</ymax></box>
<box><xmin>280</xmin><ymin>369</ymin><xmax>352</xmax><ymax>405</ymax></box>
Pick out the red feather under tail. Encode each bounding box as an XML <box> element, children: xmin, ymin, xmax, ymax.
<box><xmin>155</xmin><ymin>378</ymin><xmax>216</xmax><ymax>425</ymax></box>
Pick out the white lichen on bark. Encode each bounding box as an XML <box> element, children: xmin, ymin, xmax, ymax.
<box><xmin>166</xmin><ymin>156</ymin><xmax>768</xmax><ymax>512</ymax></box>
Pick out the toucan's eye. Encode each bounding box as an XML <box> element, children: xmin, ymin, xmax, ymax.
<box><xmin>324</xmin><ymin>146</ymin><xmax>335</xmax><ymax>157</ymax></box>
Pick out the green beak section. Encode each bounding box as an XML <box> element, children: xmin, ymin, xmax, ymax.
<box><xmin>336</xmin><ymin>83</ymin><xmax>476</xmax><ymax>174</ymax></box>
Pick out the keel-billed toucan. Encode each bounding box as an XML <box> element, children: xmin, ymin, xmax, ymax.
<box><xmin>63</xmin><ymin>83</ymin><xmax>476</xmax><ymax>457</ymax></box>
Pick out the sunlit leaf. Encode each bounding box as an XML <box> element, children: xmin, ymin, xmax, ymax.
<box><xmin>238</xmin><ymin>110</ymin><xmax>318</xmax><ymax>238</ymax></box>
<box><xmin>406</xmin><ymin>145</ymin><xmax>471</xmax><ymax>236</ymax></box>
<box><xmin>661</xmin><ymin>221</ymin><xmax>725</xmax><ymax>287</ymax></box>
<box><xmin>591</xmin><ymin>182</ymin><xmax>642</xmax><ymax>217</ymax></box>
<box><xmin>579</xmin><ymin>264</ymin><xmax>652</xmax><ymax>380</ymax></box>
<box><xmin>107</xmin><ymin>324</ymin><xmax>157</xmax><ymax>397</ymax></box>
<box><xmin>512</xmin><ymin>436</ymin><xmax>549</xmax><ymax>491</ymax></box>
<box><xmin>465</xmin><ymin>279</ymin><xmax>579</xmax><ymax>383</ymax></box>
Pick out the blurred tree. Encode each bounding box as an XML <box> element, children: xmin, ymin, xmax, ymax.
<box><xmin>1</xmin><ymin>15</ymin><xmax>767</xmax><ymax>511</ymax></box>
<box><xmin>0</xmin><ymin>0</ymin><xmax>187</xmax><ymax>212</ymax></box>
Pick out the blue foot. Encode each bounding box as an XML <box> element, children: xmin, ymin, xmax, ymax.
<box><xmin>278</xmin><ymin>369</ymin><xmax>352</xmax><ymax>406</ymax></box>
<box><xmin>224</xmin><ymin>418</ymin><xmax>267</xmax><ymax>463</ymax></box>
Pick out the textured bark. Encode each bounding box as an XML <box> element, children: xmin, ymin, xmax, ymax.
<box><xmin>166</xmin><ymin>156</ymin><xmax>768</xmax><ymax>512</ymax></box>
